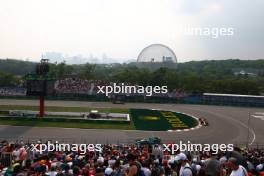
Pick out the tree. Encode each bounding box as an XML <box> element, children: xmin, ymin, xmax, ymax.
<box><xmin>79</xmin><ymin>63</ymin><xmax>96</xmax><ymax>80</ymax></box>
<box><xmin>0</xmin><ymin>72</ymin><xmax>19</xmax><ymax>86</ymax></box>
<box><xmin>49</xmin><ymin>61</ymin><xmax>73</xmax><ymax>79</ymax></box>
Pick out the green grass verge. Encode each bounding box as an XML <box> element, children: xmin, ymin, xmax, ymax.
<box><xmin>0</xmin><ymin>105</ymin><xmax>133</xmax><ymax>129</ymax></box>
<box><xmin>0</xmin><ymin>111</ymin><xmax>8</xmax><ymax>115</ymax></box>
<box><xmin>131</xmin><ymin>109</ymin><xmax>198</xmax><ymax>131</ymax></box>
<box><xmin>0</xmin><ymin>119</ymin><xmax>135</xmax><ymax>130</ymax></box>
<box><xmin>0</xmin><ymin>105</ymin><xmax>129</xmax><ymax>114</ymax></box>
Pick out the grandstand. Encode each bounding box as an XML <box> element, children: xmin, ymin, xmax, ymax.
<box><xmin>2</xmin><ymin>83</ymin><xmax>264</xmax><ymax>107</ymax></box>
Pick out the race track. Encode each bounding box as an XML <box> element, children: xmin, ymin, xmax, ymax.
<box><xmin>0</xmin><ymin>99</ymin><xmax>263</xmax><ymax>146</ymax></box>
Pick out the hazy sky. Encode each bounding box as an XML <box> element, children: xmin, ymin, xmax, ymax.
<box><xmin>0</xmin><ymin>0</ymin><xmax>263</xmax><ymax>62</ymax></box>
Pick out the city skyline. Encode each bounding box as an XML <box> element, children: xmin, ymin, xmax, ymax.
<box><xmin>0</xmin><ymin>0</ymin><xmax>263</xmax><ymax>62</ymax></box>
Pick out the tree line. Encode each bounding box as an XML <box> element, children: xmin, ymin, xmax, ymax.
<box><xmin>0</xmin><ymin>59</ymin><xmax>264</xmax><ymax>95</ymax></box>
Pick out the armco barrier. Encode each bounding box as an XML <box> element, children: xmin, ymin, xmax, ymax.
<box><xmin>0</xmin><ymin>94</ymin><xmax>264</xmax><ymax>107</ymax></box>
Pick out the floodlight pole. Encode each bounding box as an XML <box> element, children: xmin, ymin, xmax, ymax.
<box><xmin>39</xmin><ymin>95</ymin><xmax>45</xmax><ymax>117</ymax></box>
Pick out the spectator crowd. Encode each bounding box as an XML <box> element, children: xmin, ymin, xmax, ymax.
<box><xmin>54</xmin><ymin>79</ymin><xmax>97</xmax><ymax>95</ymax></box>
<box><xmin>0</xmin><ymin>78</ymin><xmax>187</xmax><ymax>98</ymax></box>
<box><xmin>0</xmin><ymin>87</ymin><xmax>26</xmax><ymax>96</ymax></box>
<box><xmin>54</xmin><ymin>78</ymin><xmax>186</xmax><ymax>98</ymax></box>
<box><xmin>0</xmin><ymin>140</ymin><xmax>264</xmax><ymax>176</ymax></box>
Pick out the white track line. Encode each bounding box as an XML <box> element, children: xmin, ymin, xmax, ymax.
<box><xmin>252</xmin><ymin>115</ymin><xmax>264</xmax><ymax>120</ymax></box>
<box><xmin>176</xmin><ymin>106</ymin><xmax>257</xmax><ymax>146</ymax></box>
<box><xmin>255</xmin><ymin>112</ymin><xmax>264</xmax><ymax>115</ymax></box>
<box><xmin>222</xmin><ymin>117</ymin><xmax>256</xmax><ymax>145</ymax></box>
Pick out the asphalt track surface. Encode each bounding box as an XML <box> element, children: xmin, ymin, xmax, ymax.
<box><xmin>0</xmin><ymin>99</ymin><xmax>263</xmax><ymax>146</ymax></box>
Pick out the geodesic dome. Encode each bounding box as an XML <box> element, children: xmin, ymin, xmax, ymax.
<box><xmin>137</xmin><ymin>44</ymin><xmax>177</xmax><ymax>63</ymax></box>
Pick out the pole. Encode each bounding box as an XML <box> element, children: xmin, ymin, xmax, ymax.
<box><xmin>39</xmin><ymin>95</ymin><xmax>45</xmax><ymax>117</ymax></box>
